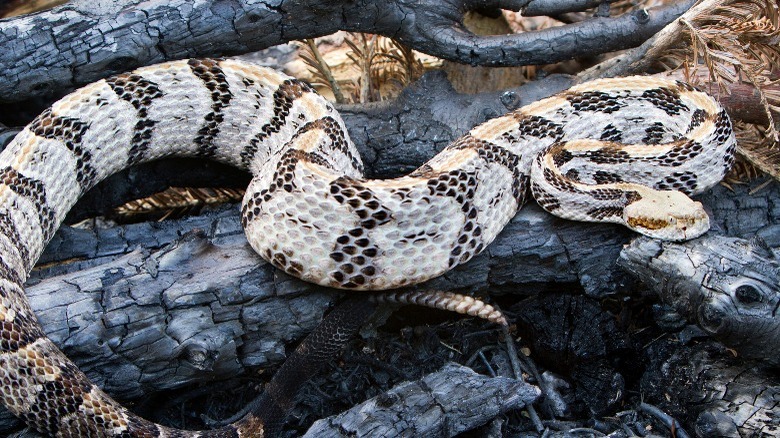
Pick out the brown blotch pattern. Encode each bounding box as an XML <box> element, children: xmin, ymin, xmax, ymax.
<box><xmin>564</xmin><ymin>168</ymin><xmax>580</xmax><ymax>182</ymax></box>
<box><xmin>0</xmin><ymin>213</ymin><xmax>29</xmax><ymax>270</ymax></box>
<box><xmin>309</xmin><ymin>116</ymin><xmax>362</xmax><ymax>173</ymax></box>
<box><xmin>424</xmin><ymin>170</ymin><xmax>484</xmax><ymax>268</ymax></box>
<box><xmin>585</xmin><ymin>146</ymin><xmax>638</xmax><ymax>166</ymax></box>
<box><xmin>241</xmin><ymin>78</ymin><xmax>314</xmax><ymax>168</ymax></box>
<box><xmin>656</xmin><ymin>140</ymin><xmax>703</xmax><ymax>167</ymax></box>
<box><xmin>654</xmin><ymin>171</ymin><xmax>699</xmax><ymax>195</ymax></box>
<box><xmin>0</xmin><ymin>256</ymin><xmax>23</xmax><ymax>287</ymax></box>
<box><xmin>123</xmin><ymin>415</ymin><xmax>164</xmax><ymax>437</ymax></box>
<box><xmin>549</xmin><ymin>146</ymin><xmax>575</xmax><ymax>169</ymax></box>
<box><xmin>0</xmin><ymin>310</ymin><xmax>43</xmax><ymax>353</ymax></box>
<box><xmin>511</xmin><ymin>114</ymin><xmax>564</xmax><ymax>140</ymax></box>
<box><xmin>686</xmin><ymin>108</ymin><xmax>708</xmax><ymax>133</ymax></box>
<box><xmin>21</xmin><ymin>357</ymin><xmax>93</xmax><ymax>436</ymax></box>
<box><xmin>327</xmin><ymin>177</ymin><xmax>391</xmax><ymax>288</ymax></box>
<box><xmin>565</xmin><ymin>91</ymin><xmax>625</xmax><ymax>114</ymax></box>
<box><xmin>29</xmin><ymin>108</ymin><xmax>97</xmax><ymax>191</ymax></box>
<box><xmin>0</xmin><ymin>167</ymin><xmax>56</xmax><ymax>242</ymax></box>
<box><xmin>600</xmin><ymin>123</ymin><xmax>622</xmax><ymax>142</ymax></box>
<box><xmin>642</xmin><ymin>122</ymin><xmax>668</xmax><ymax>145</ymax></box>
<box><xmin>105</xmin><ymin>73</ymin><xmax>164</xmax><ymax>165</ymax></box>
<box><xmin>587</xmin><ymin>187</ymin><xmax>636</xmax><ymax>202</ymax></box>
<box><xmin>188</xmin><ymin>58</ymin><xmax>233</xmax><ymax>158</ymax></box>
<box><xmin>241</xmin><ymin>148</ymin><xmax>330</xmax><ymax>228</ymax></box>
<box><xmin>452</xmin><ymin>135</ymin><xmax>526</xmax><ymax>205</ymax></box>
<box><xmin>542</xmin><ymin>167</ymin><xmax>578</xmax><ymax>194</ymax></box>
<box><xmin>593</xmin><ymin>170</ymin><xmax>624</xmax><ymax>185</ymax></box>
<box><xmin>531</xmin><ymin>181</ymin><xmax>561</xmax><ymax>212</ymax></box>
<box><xmin>585</xmin><ymin>206</ymin><xmax>624</xmax><ymax>220</ymax></box>
<box><xmin>262</xmin><ymin>246</ymin><xmax>306</xmax><ymax>280</ymax></box>
<box><xmin>640</xmin><ymin>87</ymin><xmax>689</xmax><ymax>116</ymax></box>
<box><xmin>714</xmin><ymin>109</ymin><xmax>736</xmax><ymax>173</ymax></box>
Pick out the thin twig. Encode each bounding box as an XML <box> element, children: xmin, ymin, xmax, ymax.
<box><xmin>304</xmin><ymin>39</ymin><xmax>346</xmax><ymax>104</ymax></box>
<box><xmin>579</xmin><ymin>0</ymin><xmax>713</xmax><ymax>81</ymax></box>
<box><xmin>638</xmin><ymin>402</ymin><xmax>691</xmax><ymax>438</ymax></box>
<box><xmin>502</xmin><ymin>326</ymin><xmax>544</xmax><ymax>433</ymax></box>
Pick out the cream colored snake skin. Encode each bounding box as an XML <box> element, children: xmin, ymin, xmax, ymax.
<box><xmin>0</xmin><ymin>58</ymin><xmax>735</xmax><ymax>436</ymax></box>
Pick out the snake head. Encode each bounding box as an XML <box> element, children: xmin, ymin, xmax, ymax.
<box><xmin>623</xmin><ymin>190</ymin><xmax>710</xmax><ymax>241</ymax></box>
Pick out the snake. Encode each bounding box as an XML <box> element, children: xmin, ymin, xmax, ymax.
<box><xmin>0</xmin><ymin>58</ymin><xmax>735</xmax><ymax>436</ymax></box>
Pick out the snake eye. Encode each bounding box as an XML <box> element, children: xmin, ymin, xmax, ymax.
<box><xmin>735</xmin><ymin>284</ymin><xmax>762</xmax><ymax>305</ymax></box>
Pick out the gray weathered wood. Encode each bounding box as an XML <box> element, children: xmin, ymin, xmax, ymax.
<box><xmin>0</xmin><ymin>0</ymin><xmax>692</xmax><ymax>102</ymax></box>
<box><xmin>2</xmin><ymin>63</ymin><xmax>776</xmax><ymax>434</ymax></box>
<box><xmin>14</xmin><ymin>179</ymin><xmax>777</xmax><ymax>404</ymax></box>
<box><xmin>620</xmin><ymin>234</ymin><xmax>780</xmax><ymax>367</ymax></box>
<box><xmin>4</xmin><ymin>179</ymin><xmax>771</xmax><ymax>433</ymax></box>
<box><xmin>641</xmin><ymin>338</ymin><xmax>779</xmax><ymax>437</ymax></box>
<box><xmin>302</xmin><ymin>363</ymin><xmax>539</xmax><ymax>437</ymax></box>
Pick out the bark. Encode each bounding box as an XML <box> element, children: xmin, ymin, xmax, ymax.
<box><xmin>1</xmin><ymin>174</ymin><xmax>771</xmax><ymax>433</ymax></box>
<box><xmin>0</xmin><ymin>0</ymin><xmax>693</xmax><ymax>102</ymax></box>
<box><xmin>3</xmin><ymin>179</ymin><xmax>773</xmax><ymax>415</ymax></box>
<box><xmin>641</xmin><ymin>338</ymin><xmax>780</xmax><ymax>437</ymax></box>
<box><xmin>512</xmin><ymin>294</ymin><xmax>630</xmax><ymax>417</ymax></box>
<box><xmin>301</xmin><ymin>363</ymin><xmax>539</xmax><ymax>437</ymax></box>
<box><xmin>2</xmin><ymin>4</ymin><xmax>777</xmax><ymax>431</ymax></box>
<box><xmin>620</xmin><ymin>234</ymin><xmax>780</xmax><ymax>367</ymax></box>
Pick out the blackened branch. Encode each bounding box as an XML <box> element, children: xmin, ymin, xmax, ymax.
<box><xmin>0</xmin><ymin>0</ymin><xmax>692</xmax><ymax>102</ymax></box>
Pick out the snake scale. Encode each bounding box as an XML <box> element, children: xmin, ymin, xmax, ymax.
<box><xmin>0</xmin><ymin>58</ymin><xmax>735</xmax><ymax>436</ymax></box>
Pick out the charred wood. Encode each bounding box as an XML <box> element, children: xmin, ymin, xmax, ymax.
<box><xmin>301</xmin><ymin>363</ymin><xmax>539</xmax><ymax>437</ymax></box>
<box><xmin>641</xmin><ymin>337</ymin><xmax>779</xmax><ymax>437</ymax></box>
<box><xmin>620</xmin><ymin>234</ymin><xmax>780</xmax><ymax>367</ymax></box>
<box><xmin>0</xmin><ymin>0</ymin><xmax>692</xmax><ymax>102</ymax></box>
<box><xmin>0</xmin><ymin>176</ymin><xmax>774</xmax><ymax>433</ymax></box>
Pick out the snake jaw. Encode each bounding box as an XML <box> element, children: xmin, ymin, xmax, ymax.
<box><xmin>624</xmin><ymin>191</ymin><xmax>711</xmax><ymax>241</ymax></box>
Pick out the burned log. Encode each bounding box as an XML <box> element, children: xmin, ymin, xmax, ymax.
<box><xmin>302</xmin><ymin>363</ymin><xmax>539</xmax><ymax>437</ymax></box>
<box><xmin>619</xmin><ymin>234</ymin><xmax>780</xmax><ymax>367</ymax></box>
<box><xmin>1</xmin><ymin>57</ymin><xmax>776</xmax><ymax>434</ymax></box>
<box><xmin>0</xmin><ymin>177</ymin><xmax>774</xmax><ymax>433</ymax></box>
<box><xmin>641</xmin><ymin>337</ymin><xmax>780</xmax><ymax>437</ymax></box>
<box><xmin>0</xmin><ymin>4</ymin><xmax>776</xmax><ymax>433</ymax></box>
<box><xmin>511</xmin><ymin>294</ymin><xmax>631</xmax><ymax>418</ymax></box>
<box><xmin>0</xmin><ymin>0</ymin><xmax>693</xmax><ymax>103</ymax></box>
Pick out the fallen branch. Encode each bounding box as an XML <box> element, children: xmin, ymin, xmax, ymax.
<box><xmin>5</xmin><ymin>178</ymin><xmax>772</xmax><ymax>422</ymax></box>
<box><xmin>0</xmin><ymin>0</ymin><xmax>692</xmax><ymax>102</ymax></box>
<box><xmin>620</xmin><ymin>234</ymin><xmax>780</xmax><ymax>367</ymax></box>
<box><xmin>641</xmin><ymin>337</ymin><xmax>779</xmax><ymax>437</ymax></box>
<box><xmin>302</xmin><ymin>363</ymin><xmax>539</xmax><ymax>437</ymax></box>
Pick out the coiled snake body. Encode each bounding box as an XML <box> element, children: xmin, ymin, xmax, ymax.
<box><xmin>0</xmin><ymin>59</ymin><xmax>735</xmax><ymax>436</ymax></box>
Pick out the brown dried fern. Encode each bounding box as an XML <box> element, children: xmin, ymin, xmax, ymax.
<box><xmin>344</xmin><ymin>34</ymin><xmax>380</xmax><ymax>103</ymax></box>
<box><xmin>654</xmin><ymin>0</ymin><xmax>780</xmax><ymax>181</ymax></box>
<box><xmin>677</xmin><ymin>0</ymin><xmax>779</xmax><ymax>139</ymax></box>
<box><xmin>298</xmin><ymin>34</ymin><xmax>425</xmax><ymax>104</ymax></box>
<box><xmin>733</xmin><ymin>122</ymin><xmax>780</xmax><ymax>182</ymax></box>
<box><xmin>299</xmin><ymin>39</ymin><xmax>347</xmax><ymax>103</ymax></box>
